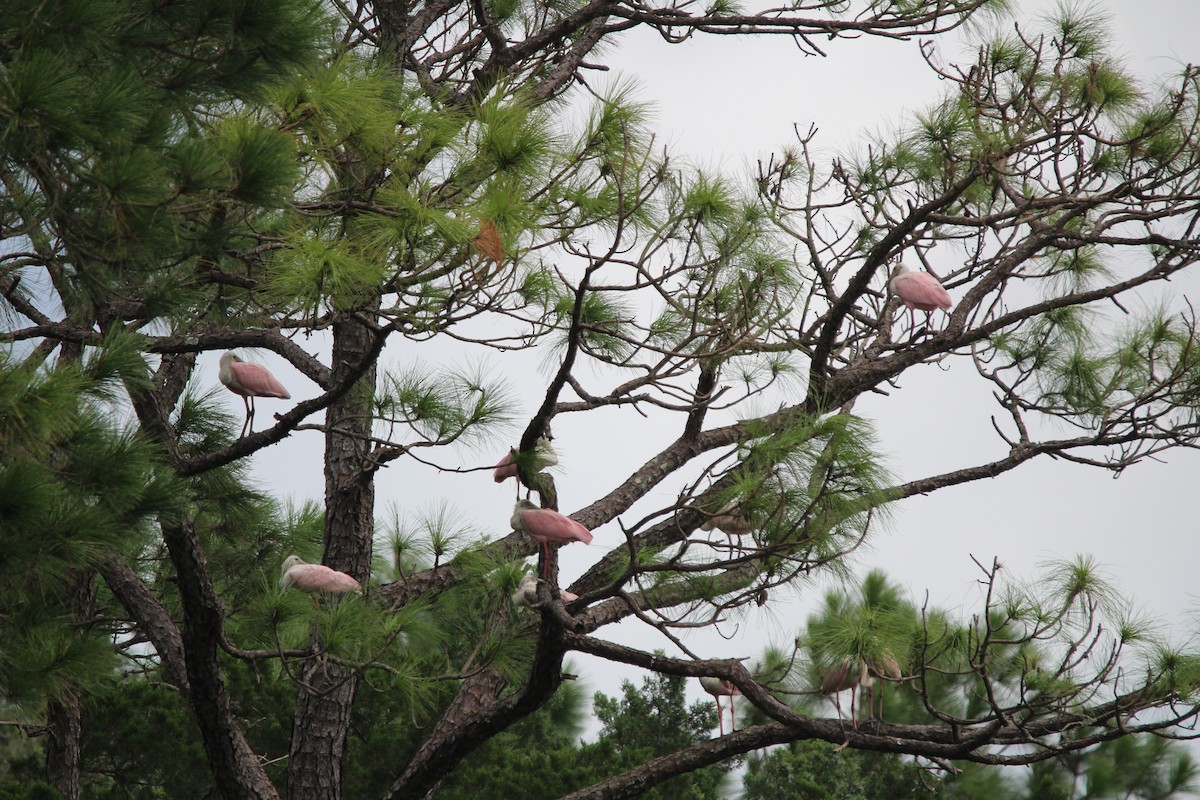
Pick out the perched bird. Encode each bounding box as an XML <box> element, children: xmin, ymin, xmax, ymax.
<box><xmin>493</xmin><ymin>451</ymin><xmax>520</xmax><ymax>483</ymax></box>
<box><xmin>820</xmin><ymin>657</ymin><xmax>861</xmax><ymax>729</ymax></box>
<box><xmin>820</xmin><ymin>652</ymin><xmax>902</xmax><ymax>729</ymax></box>
<box><xmin>699</xmin><ymin>676</ymin><xmax>742</xmax><ymax>737</ymax></box>
<box><xmin>511</xmin><ymin>574</ymin><xmax>579</xmax><ymax>608</ymax></box>
<box><xmin>860</xmin><ymin>651</ymin><xmax>902</xmax><ymax>722</ymax></box>
<box><xmin>494</xmin><ymin>436</ymin><xmax>558</xmax><ymax>499</ymax></box>
<box><xmin>700</xmin><ymin>501</ymin><xmax>753</xmax><ymax>537</ymax></box>
<box><xmin>279</xmin><ymin>555</ymin><xmax>362</xmax><ymax>608</ymax></box>
<box><xmin>219</xmin><ymin>351</ymin><xmax>291</xmax><ymax>437</ymax></box>
<box><xmin>888</xmin><ymin>264</ymin><xmax>952</xmax><ymax>331</ymax></box>
<box><xmin>510</xmin><ymin>499</ymin><xmax>592</xmax><ymax>577</ymax></box>
<box><xmin>700</xmin><ymin>501</ymin><xmax>753</xmax><ymax>561</ymax></box>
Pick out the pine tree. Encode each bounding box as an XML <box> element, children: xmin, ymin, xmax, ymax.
<box><xmin>5</xmin><ymin>0</ymin><xmax>1200</xmax><ymax>798</ymax></box>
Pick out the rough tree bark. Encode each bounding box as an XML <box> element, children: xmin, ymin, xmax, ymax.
<box><xmin>287</xmin><ymin>315</ymin><xmax>378</xmax><ymax>800</ymax></box>
<box><xmin>163</xmin><ymin>520</ymin><xmax>280</xmax><ymax>800</ymax></box>
<box><xmin>45</xmin><ymin>691</ymin><xmax>82</xmax><ymax>800</ymax></box>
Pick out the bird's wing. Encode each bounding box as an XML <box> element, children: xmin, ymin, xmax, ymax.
<box><xmin>525</xmin><ymin>509</ymin><xmax>593</xmax><ymax>544</ymax></box>
<box><xmin>562</xmin><ymin>515</ymin><xmax>593</xmax><ymax>544</ymax></box>
<box><xmin>289</xmin><ymin>563</ymin><xmax>360</xmax><ymax>593</ymax></box>
<box><xmin>285</xmin><ymin>564</ymin><xmax>328</xmax><ymax>592</ymax></box>
<box><xmin>901</xmin><ymin>274</ymin><xmax>952</xmax><ymax>309</ymax></box>
<box><xmin>230</xmin><ymin>362</ymin><xmax>291</xmax><ymax>398</ymax></box>
<box><xmin>820</xmin><ymin>660</ymin><xmax>855</xmax><ymax>693</ymax></box>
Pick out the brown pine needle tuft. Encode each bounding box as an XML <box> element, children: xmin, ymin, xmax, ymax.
<box><xmin>472</xmin><ymin>220</ymin><xmax>505</xmax><ymax>263</ymax></box>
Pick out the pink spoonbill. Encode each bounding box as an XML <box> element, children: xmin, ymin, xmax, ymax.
<box><xmin>494</xmin><ymin>436</ymin><xmax>558</xmax><ymax>499</ymax></box>
<box><xmin>859</xmin><ymin>651</ymin><xmax>902</xmax><ymax>722</ymax></box>
<box><xmin>820</xmin><ymin>652</ymin><xmax>902</xmax><ymax>729</ymax></box>
<box><xmin>700</xmin><ymin>513</ymin><xmax>752</xmax><ymax>537</ymax></box>
<box><xmin>493</xmin><ymin>452</ymin><xmax>520</xmax><ymax>484</ymax></box>
<box><xmin>888</xmin><ymin>264</ymin><xmax>952</xmax><ymax>331</ymax></box>
<box><xmin>511</xmin><ymin>574</ymin><xmax>579</xmax><ymax>608</ymax></box>
<box><xmin>820</xmin><ymin>657</ymin><xmax>861</xmax><ymax>729</ymax></box>
<box><xmin>279</xmin><ymin>555</ymin><xmax>362</xmax><ymax>608</ymax></box>
<box><xmin>510</xmin><ymin>499</ymin><xmax>592</xmax><ymax>577</ymax></box>
<box><xmin>219</xmin><ymin>351</ymin><xmax>291</xmax><ymax>437</ymax></box>
<box><xmin>699</xmin><ymin>676</ymin><xmax>742</xmax><ymax>736</ymax></box>
<box><xmin>700</xmin><ymin>500</ymin><xmax>753</xmax><ymax>538</ymax></box>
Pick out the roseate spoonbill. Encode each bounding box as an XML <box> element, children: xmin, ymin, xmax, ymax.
<box><xmin>510</xmin><ymin>499</ymin><xmax>592</xmax><ymax>577</ymax></box>
<box><xmin>820</xmin><ymin>657</ymin><xmax>861</xmax><ymax>729</ymax></box>
<box><xmin>494</xmin><ymin>452</ymin><xmax>520</xmax><ymax>483</ymax></box>
<box><xmin>700</xmin><ymin>514</ymin><xmax>752</xmax><ymax>536</ymax></box>
<box><xmin>860</xmin><ymin>651</ymin><xmax>902</xmax><ymax>722</ymax></box>
<box><xmin>888</xmin><ymin>264</ymin><xmax>952</xmax><ymax>330</ymax></box>
<box><xmin>700</xmin><ymin>501</ymin><xmax>752</xmax><ymax>537</ymax></box>
<box><xmin>494</xmin><ymin>436</ymin><xmax>558</xmax><ymax>499</ymax></box>
<box><xmin>511</xmin><ymin>574</ymin><xmax>579</xmax><ymax>608</ymax></box>
<box><xmin>699</xmin><ymin>676</ymin><xmax>742</xmax><ymax>736</ymax></box>
<box><xmin>820</xmin><ymin>652</ymin><xmax>902</xmax><ymax>729</ymax></box>
<box><xmin>279</xmin><ymin>555</ymin><xmax>362</xmax><ymax>608</ymax></box>
<box><xmin>219</xmin><ymin>351</ymin><xmax>290</xmax><ymax>437</ymax></box>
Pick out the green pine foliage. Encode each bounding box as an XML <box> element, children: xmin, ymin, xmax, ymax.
<box><xmin>731</xmin><ymin>413</ymin><xmax>893</xmax><ymax>558</ymax></box>
<box><xmin>0</xmin><ymin>353</ymin><xmax>185</xmax><ymax>706</ymax></box>
<box><xmin>376</xmin><ymin>362</ymin><xmax>515</xmax><ymax>447</ymax></box>
<box><xmin>80</xmin><ymin>681</ymin><xmax>213</xmax><ymax>799</ymax></box>
<box><xmin>743</xmin><ymin>740</ymin><xmax>937</xmax><ymax>800</ymax></box>
<box><xmin>5</xmin><ymin>0</ymin><xmax>1200</xmax><ymax>796</ymax></box>
<box><xmin>582</xmin><ymin>673</ymin><xmax>731</xmax><ymax>800</ymax></box>
<box><xmin>776</xmin><ymin>570</ymin><xmax>1200</xmax><ymax>800</ymax></box>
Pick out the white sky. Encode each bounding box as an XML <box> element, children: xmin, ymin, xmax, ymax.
<box><xmin>217</xmin><ymin>0</ymin><xmax>1200</xmax><ymax>750</ymax></box>
<box><xmin>578</xmin><ymin>0</ymin><xmax>1200</xmax><ymax>711</ymax></box>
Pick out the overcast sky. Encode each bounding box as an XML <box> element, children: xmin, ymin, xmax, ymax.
<box><xmin>590</xmin><ymin>0</ymin><xmax>1200</xmax><ymax>710</ymax></box>
<box><xmin>217</xmin><ymin>0</ymin><xmax>1200</xmax><ymax>742</ymax></box>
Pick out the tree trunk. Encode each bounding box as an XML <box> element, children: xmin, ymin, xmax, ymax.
<box><xmin>45</xmin><ymin>568</ymin><xmax>93</xmax><ymax>799</ymax></box>
<box><xmin>162</xmin><ymin>520</ymin><xmax>280</xmax><ymax>800</ymax></box>
<box><xmin>385</xmin><ymin>619</ymin><xmax>568</xmax><ymax>799</ymax></box>
<box><xmin>286</xmin><ymin>316</ymin><xmax>377</xmax><ymax>800</ymax></box>
<box><xmin>45</xmin><ymin>692</ymin><xmax>81</xmax><ymax>800</ymax></box>
<box><xmin>98</xmin><ymin>554</ymin><xmax>190</xmax><ymax>692</ymax></box>
<box><xmin>119</xmin><ymin>349</ymin><xmax>275</xmax><ymax>800</ymax></box>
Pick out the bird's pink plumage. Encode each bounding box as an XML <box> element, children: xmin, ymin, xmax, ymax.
<box><xmin>517</xmin><ymin>507</ymin><xmax>593</xmax><ymax>545</ymax></box>
<box><xmin>286</xmin><ymin>563</ymin><xmax>361</xmax><ymax>594</ymax></box>
<box><xmin>494</xmin><ymin>451</ymin><xmax>518</xmax><ymax>482</ymax></box>
<box><xmin>891</xmin><ymin>272</ymin><xmax>952</xmax><ymax>312</ymax></box>
<box><xmin>228</xmin><ymin>361</ymin><xmax>291</xmax><ymax>399</ymax></box>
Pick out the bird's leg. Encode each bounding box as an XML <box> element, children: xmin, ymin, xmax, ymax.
<box><xmin>730</xmin><ymin>692</ymin><xmax>737</xmax><ymax>732</ymax></box>
<box><xmin>919</xmin><ymin>310</ymin><xmax>935</xmax><ymax>337</ymax></box>
<box><xmin>715</xmin><ymin>699</ymin><xmax>723</xmax><ymax>737</ymax></box>
<box><xmin>863</xmin><ymin>685</ymin><xmax>884</xmax><ymax>734</ymax></box>
<box><xmin>833</xmin><ymin>693</ymin><xmax>844</xmax><ymax>730</ymax></box>
<box><xmin>850</xmin><ymin>685</ymin><xmax>858</xmax><ymax>730</ymax></box>
<box><xmin>240</xmin><ymin>396</ymin><xmax>252</xmax><ymax>438</ymax></box>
